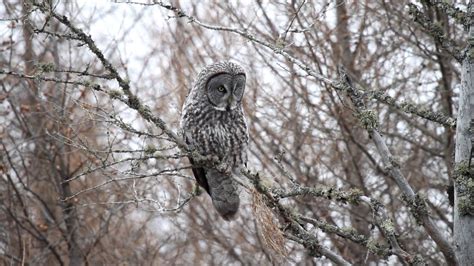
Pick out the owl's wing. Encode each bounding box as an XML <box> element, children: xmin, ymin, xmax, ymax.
<box><xmin>184</xmin><ymin>133</ymin><xmax>210</xmax><ymax>194</ymax></box>
<box><xmin>188</xmin><ymin>156</ymin><xmax>210</xmax><ymax>194</ymax></box>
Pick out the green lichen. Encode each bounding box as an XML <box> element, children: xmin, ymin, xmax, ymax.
<box><xmin>457</xmin><ymin>197</ymin><xmax>474</xmax><ymax>216</ymax></box>
<box><xmin>259</xmin><ymin>177</ymin><xmax>274</xmax><ymax>190</ymax></box>
<box><xmin>128</xmin><ymin>95</ymin><xmax>141</xmax><ymax>109</ymax></box>
<box><xmin>366</xmin><ymin>238</ymin><xmax>383</xmax><ymax>255</ymax></box>
<box><xmin>109</xmin><ymin>89</ymin><xmax>123</xmax><ymax>99</ymax></box>
<box><xmin>417</xmin><ymin>105</ymin><xmax>430</xmax><ymax>116</ymax></box>
<box><xmin>144</xmin><ymin>144</ymin><xmax>157</xmax><ymax>154</ymax></box>
<box><xmin>346</xmin><ymin>188</ymin><xmax>363</xmax><ymax>204</ymax></box>
<box><xmin>287</xmin><ymin>207</ymin><xmax>301</xmax><ymax>222</ymax></box>
<box><xmin>468</xmin><ymin>47</ymin><xmax>474</xmax><ymax>62</ymax></box>
<box><xmin>304</xmin><ymin>239</ymin><xmax>321</xmax><ymax>258</ymax></box>
<box><xmin>468</xmin><ymin>36</ymin><xmax>474</xmax><ymax>61</ymax></box>
<box><xmin>275</xmin><ymin>38</ymin><xmax>286</xmax><ymax>49</ymax></box>
<box><xmin>357</xmin><ymin>110</ymin><xmax>379</xmax><ymax>131</ymax></box>
<box><xmin>152</xmin><ymin>153</ymin><xmax>165</xmax><ymax>160</ymax></box>
<box><xmin>400</xmin><ymin>102</ymin><xmax>415</xmax><ymax>113</ymax></box>
<box><xmin>455</xmin><ymin>12</ymin><xmax>467</xmax><ymax>24</ymax></box>
<box><xmin>138</xmin><ymin>103</ymin><xmax>151</xmax><ymax>116</ymax></box>
<box><xmin>389</xmin><ymin>156</ymin><xmax>401</xmax><ymax>168</ymax></box>
<box><xmin>432</xmin><ymin>1</ymin><xmax>467</xmax><ymax>26</ymax></box>
<box><xmin>468</xmin><ymin>36</ymin><xmax>474</xmax><ymax>45</ymax></box>
<box><xmin>83</xmin><ymin>80</ymin><xmax>92</xmax><ymax>87</ymax></box>
<box><xmin>431</xmin><ymin>22</ymin><xmax>444</xmax><ymax>36</ymax></box>
<box><xmin>340</xmin><ymin>226</ymin><xmax>358</xmax><ymax>236</ymax></box>
<box><xmin>381</xmin><ymin>219</ymin><xmax>395</xmax><ymax>236</ymax></box>
<box><xmin>454</xmin><ymin>161</ymin><xmax>472</xmax><ymax>179</ymax></box>
<box><xmin>410</xmin><ymin>254</ymin><xmax>426</xmax><ymax>266</ymax></box>
<box><xmin>303</xmin><ymin>186</ymin><xmax>363</xmax><ymax>204</ymax></box>
<box><xmin>402</xmin><ymin>194</ymin><xmax>429</xmax><ymax>225</ymax></box>
<box><xmin>36</xmin><ymin>62</ymin><xmax>55</xmax><ymax>73</ymax></box>
<box><xmin>453</xmin><ymin>161</ymin><xmax>474</xmax><ymax>216</ymax></box>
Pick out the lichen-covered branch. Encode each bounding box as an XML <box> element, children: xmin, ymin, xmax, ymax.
<box><xmin>274</xmin><ymin>186</ymin><xmax>363</xmax><ymax>204</ymax></box>
<box><xmin>367</xmin><ymin>89</ymin><xmax>456</xmax><ymax>128</ymax></box>
<box><xmin>13</xmin><ymin>2</ymin><xmax>459</xmax><ymax>264</ymax></box>
<box><xmin>271</xmin><ymin>184</ymin><xmax>422</xmax><ymax>263</ymax></box>
<box><xmin>408</xmin><ymin>3</ymin><xmax>464</xmax><ymax>62</ymax></box>
<box><xmin>110</xmin><ymin>1</ymin><xmax>458</xmax><ymax>263</ymax></box>
<box><xmin>359</xmin><ymin>196</ymin><xmax>424</xmax><ymax>265</ymax></box>
<box><xmin>29</xmin><ymin>1</ymin><xmax>232</xmax><ymax>179</ymax></box>
<box><xmin>31</xmin><ymin>1</ymin><xmax>188</xmax><ymax>151</ymax></box>
<box><xmin>245</xmin><ymin>170</ymin><xmax>352</xmax><ymax>265</ymax></box>
<box><xmin>453</xmin><ymin>5</ymin><xmax>474</xmax><ymax>262</ymax></box>
<box><xmin>425</xmin><ymin>0</ymin><xmax>469</xmax><ymax>26</ymax></box>
<box><xmin>150</xmin><ymin>1</ymin><xmax>456</xmax><ymax>129</ymax></box>
<box><xmin>337</xmin><ymin>67</ymin><xmax>456</xmax><ymax>265</ymax></box>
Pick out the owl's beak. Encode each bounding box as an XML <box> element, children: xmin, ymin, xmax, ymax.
<box><xmin>227</xmin><ymin>95</ymin><xmax>237</xmax><ymax>111</ymax></box>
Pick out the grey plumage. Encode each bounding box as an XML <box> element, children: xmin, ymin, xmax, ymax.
<box><xmin>180</xmin><ymin>61</ymin><xmax>249</xmax><ymax>220</ymax></box>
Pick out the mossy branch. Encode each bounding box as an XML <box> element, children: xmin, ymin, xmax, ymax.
<box><xmin>368</xmin><ymin>90</ymin><xmax>456</xmax><ymax>128</ymax></box>
<box><xmin>243</xmin><ymin>170</ymin><xmax>429</xmax><ymax>262</ymax></box>
<box><xmin>408</xmin><ymin>3</ymin><xmax>464</xmax><ymax>62</ymax></box>
<box><xmin>453</xmin><ymin>161</ymin><xmax>474</xmax><ymax>216</ymax></box>
<box><xmin>424</xmin><ymin>0</ymin><xmax>469</xmax><ymax>27</ymax></box>
<box><xmin>275</xmin><ymin>186</ymin><xmax>363</xmax><ymax>205</ymax></box>
<box><xmin>337</xmin><ymin>67</ymin><xmax>455</xmax><ymax>265</ymax></box>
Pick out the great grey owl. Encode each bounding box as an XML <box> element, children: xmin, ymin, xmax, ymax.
<box><xmin>180</xmin><ymin>61</ymin><xmax>249</xmax><ymax>220</ymax></box>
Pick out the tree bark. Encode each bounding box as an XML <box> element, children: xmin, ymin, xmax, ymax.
<box><xmin>454</xmin><ymin>3</ymin><xmax>474</xmax><ymax>265</ymax></box>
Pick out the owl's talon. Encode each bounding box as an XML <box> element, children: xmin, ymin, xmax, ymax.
<box><xmin>214</xmin><ymin>161</ymin><xmax>230</xmax><ymax>175</ymax></box>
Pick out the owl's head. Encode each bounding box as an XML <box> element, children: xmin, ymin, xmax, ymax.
<box><xmin>194</xmin><ymin>61</ymin><xmax>246</xmax><ymax>111</ymax></box>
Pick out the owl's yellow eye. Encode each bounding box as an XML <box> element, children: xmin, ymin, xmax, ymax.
<box><xmin>217</xmin><ymin>86</ymin><xmax>226</xmax><ymax>93</ymax></box>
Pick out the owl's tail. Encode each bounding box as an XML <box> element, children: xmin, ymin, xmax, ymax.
<box><xmin>206</xmin><ymin>169</ymin><xmax>240</xmax><ymax>220</ymax></box>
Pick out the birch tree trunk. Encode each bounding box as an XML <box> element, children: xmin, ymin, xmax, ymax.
<box><xmin>454</xmin><ymin>3</ymin><xmax>474</xmax><ymax>265</ymax></box>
